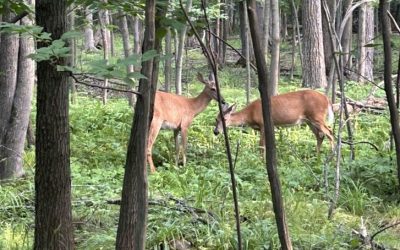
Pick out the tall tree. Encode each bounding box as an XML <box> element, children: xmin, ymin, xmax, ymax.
<box><xmin>115</xmin><ymin>0</ymin><xmax>156</xmax><ymax>247</ymax></box>
<box><xmin>175</xmin><ymin>0</ymin><xmax>192</xmax><ymax>94</ymax></box>
<box><xmin>302</xmin><ymin>0</ymin><xmax>327</xmax><ymax>88</ymax></box>
<box><xmin>380</xmin><ymin>0</ymin><xmax>400</xmax><ymax>188</ymax></box>
<box><xmin>34</xmin><ymin>0</ymin><xmax>74</xmax><ymax>248</ymax></box>
<box><xmin>98</xmin><ymin>0</ymin><xmax>111</xmax><ymax>104</ymax></box>
<box><xmin>357</xmin><ymin>2</ymin><xmax>374</xmax><ymax>82</ymax></box>
<box><xmin>269</xmin><ymin>0</ymin><xmax>280</xmax><ymax>95</ymax></box>
<box><xmin>84</xmin><ymin>6</ymin><xmax>98</xmax><ymax>52</ymax></box>
<box><xmin>0</xmin><ymin>1</ymin><xmax>34</xmax><ymax>180</ymax></box>
<box><xmin>322</xmin><ymin>0</ymin><xmax>336</xmax><ymax>76</ymax></box>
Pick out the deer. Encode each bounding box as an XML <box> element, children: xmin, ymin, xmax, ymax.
<box><xmin>214</xmin><ymin>90</ymin><xmax>335</xmax><ymax>154</ymax></box>
<box><xmin>147</xmin><ymin>72</ymin><xmax>225</xmax><ymax>173</ymax></box>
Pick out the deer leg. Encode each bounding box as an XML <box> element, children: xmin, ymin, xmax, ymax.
<box><xmin>174</xmin><ymin>130</ymin><xmax>180</xmax><ymax>167</ymax></box>
<box><xmin>308</xmin><ymin>122</ymin><xmax>335</xmax><ymax>153</ymax></box>
<box><xmin>147</xmin><ymin>119</ymin><xmax>162</xmax><ymax>173</ymax></box>
<box><xmin>180</xmin><ymin>128</ymin><xmax>188</xmax><ymax>167</ymax></box>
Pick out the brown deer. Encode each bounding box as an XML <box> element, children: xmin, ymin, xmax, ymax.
<box><xmin>214</xmin><ymin>90</ymin><xmax>335</xmax><ymax>153</ymax></box>
<box><xmin>147</xmin><ymin>73</ymin><xmax>225</xmax><ymax>172</ymax></box>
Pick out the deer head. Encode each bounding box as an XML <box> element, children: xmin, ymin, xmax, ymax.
<box><xmin>197</xmin><ymin>72</ymin><xmax>226</xmax><ymax>104</ymax></box>
<box><xmin>214</xmin><ymin>104</ymin><xmax>236</xmax><ymax>135</ymax></box>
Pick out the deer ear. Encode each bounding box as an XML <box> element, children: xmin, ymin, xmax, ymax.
<box><xmin>223</xmin><ymin>104</ymin><xmax>236</xmax><ymax>114</ymax></box>
<box><xmin>197</xmin><ymin>72</ymin><xmax>206</xmax><ymax>84</ymax></box>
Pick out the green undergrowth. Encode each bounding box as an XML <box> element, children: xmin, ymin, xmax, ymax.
<box><xmin>1</xmin><ymin>78</ymin><xmax>399</xmax><ymax>249</ymax></box>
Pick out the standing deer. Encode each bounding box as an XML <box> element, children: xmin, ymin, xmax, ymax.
<box><xmin>147</xmin><ymin>72</ymin><xmax>225</xmax><ymax>172</ymax></box>
<box><xmin>214</xmin><ymin>90</ymin><xmax>335</xmax><ymax>153</ymax></box>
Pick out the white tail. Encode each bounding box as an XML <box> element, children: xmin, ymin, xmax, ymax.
<box><xmin>147</xmin><ymin>72</ymin><xmax>224</xmax><ymax>172</ymax></box>
<box><xmin>214</xmin><ymin>90</ymin><xmax>335</xmax><ymax>153</ymax></box>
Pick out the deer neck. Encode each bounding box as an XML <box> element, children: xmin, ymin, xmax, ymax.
<box><xmin>188</xmin><ymin>89</ymin><xmax>212</xmax><ymax>115</ymax></box>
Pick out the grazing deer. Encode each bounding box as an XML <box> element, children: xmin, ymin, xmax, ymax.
<box><xmin>147</xmin><ymin>73</ymin><xmax>225</xmax><ymax>172</ymax></box>
<box><xmin>214</xmin><ymin>90</ymin><xmax>335</xmax><ymax>153</ymax></box>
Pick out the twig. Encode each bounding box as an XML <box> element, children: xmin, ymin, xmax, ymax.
<box><xmin>370</xmin><ymin>221</ymin><xmax>400</xmax><ymax>242</ymax></box>
<box><xmin>10</xmin><ymin>11</ymin><xmax>29</xmax><ymax>23</ymax></box>
<box><xmin>341</xmin><ymin>140</ymin><xmax>379</xmax><ymax>151</ymax></box>
<box><xmin>69</xmin><ymin>73</ymin><xmax>141</xmax><ymax>95</ymax></box>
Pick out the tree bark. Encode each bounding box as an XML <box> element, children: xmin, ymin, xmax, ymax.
<box><xmin>0</xmin><ymin>6</ymin><xmax>23</xmax><ymax>180</ymax></box>
<box><xmin>379</xmin><ymin>0</ymin><xmax>400</xmax><ymax>188</ymax></box>
<box><xmin>175</xmin><ymin>0</ymin><xmax>192</xmax><ymax>94</ymax></box>
<box><xmin>84</xmin><ymin>7</ymin><xmax>98</xmax><ymax>52</ymax></box>
<box><xmin>34</xmin><ymin>0</ymin><xmax>74</xmax><ymax>248</ymax></box>
<box><xmin>357</xmin><ymin>2</ymin><xmax>374</xmax><ymax>82</ymax></box>
<box><xmin>269</xmin><ymin>0</ymin><xmax>280</xmax><ymax>95</ymax></box>
<box><xmin>247</xmin><ymin>0</ymin><xmax>293</xmax><ymax>249</ymax></box>
<box><xmin>115</xmin><ymin>0</ymin><xmax>156</xmax><ymax>248</ymax></box>
<box><xmin>164</xmin><ymin>27</ymin><xmax>172</xmax><ymax>92</ymax></box>
<box><xmin>341</xmin><ymin>0</ymin><xmax>353</xmax><ymax>70</ymax></box>
<box><xmin>301</xmin><ymin>0</ymin><xmax>327</xmax><ymax>88</ymax></box>
<box><xmin>262</xmin><ymin>0</ymin><xmax>270</xmax><ymax>56</ymax></box>
<box><xmin>98</xmin><ymin>2</ymin><xmax>111</xmax><ymax>104</ymax></box>
<box><xmin>322</xmin><ymin>0</ymin><xmax>336</xmax><ymax>76</ymax></box>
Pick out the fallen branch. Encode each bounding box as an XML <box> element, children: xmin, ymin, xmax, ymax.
<box><xmin>70</xmin><ymin>74</ymin><xmax>141</xmax><ymax>96</ymax></box>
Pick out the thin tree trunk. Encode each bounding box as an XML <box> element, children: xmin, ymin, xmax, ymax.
<box><xmin>99</xmin><ymin>3</ymin><xmax>111</xmax><ymax>104</ymax></box>
<box><xmin>380</xmin><ymin>0</ymin><xmax>400</xmax><ymax>188</ymax></box>
<box><xmin>68</xmin><ymin>4</ymin><xmax>77</xmax><ymax>104</ymax></box>
<box><xmin>247</xmin><ymin>0</ymin><xmax>293</xmax><ymax>249</ymax></box>
<box><xmin>291</xmin><ymin>0</ymin><xmax>303</xmax><ymax>69</ymax></box>
<box><xmin>341</xmin><ymin>0</ymin><xmax>353</xmax><ymax>69</ymax></box>
<box><xmin>269</xmin><ymin>0</ymin><xmax>280</xmax><ymax>95</ymax></box>
<box><xmin>109</xmin><ymin>13</ymin><xmax>116</xmax><ymax>57</ymax></box>
<box><xmin>34</xmin><ymin>0</ymin><xmax>74</xmax><ymax>248</ymax></box>
<box><xmin>262</xmin><ymin>0</ymin><xmax>270</xmax><ymax>56</ymax></box>
<box><xmin>175</xmin><ymin>0</ymin><xmax>192</xmax><ymax>95</ymax></box>
<box><xmin>118</xmin><ymin>11</ymin><xmax>135</xmax><ymax>106</ymax></box>
<box><xmin>243</xmin><ymin>0</ymin><xmax>251</xmax><ymax>104</ymax></box>
<box><xmin>164</xmin><ymin>27</ymin><xmax>172</xmax><ymax>92</ymax></box>
<box><xmin>116</xmin><ymin>0</ymin><xmax>156</xmax><ymax>247</ymax></box>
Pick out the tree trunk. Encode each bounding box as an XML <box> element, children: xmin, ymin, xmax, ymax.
<box><xmin>247</xmin><ymin>0</ymin><xmax>293</xmax><ymax>248</ymax></box>
<box><xmin>175</xmin><ymin>0</ymin><xmax>193</xmax><ymax>94</ymax></box>
<box><xmin>34</xmin><ymin>0</ymin><xmax>74</xmax><ymax>248</ymax></box>
<box><xmin>98</xmin><ymin>2</ymin><xmax>111</xmax><ymax>104</ymax></box>
<box><xmin>164</xmin><ymin>27</ymin><xmax>172</xmax><ymax>92</ymax></box>
<box><xmin>68</xmin><ymin>4</ymin><xmax>77</xmax><ymax>104</ymax></box>
<box><xmin>262</xmin><ymin>0</ymin><xmax>270</xmax><ymax>56</ymax></box>
<box><xmin>379</xmin><ymin>0</ymin><xmax>400</xmax><ymax>188</ymax></box>
<box><xmin>0</xmin><ymin>7</ymin><xmax>22</xmax><ymax>180</ymax></box>
<box><xmin>341</xmin><ymin>0</ymin><xmax>353</xmax><ymax>70</ymax></box>
<box><xmin>322</xmin><ymin>0</ymin><xmax>336</xmax><ymax>76</ymax></box>
<box><xmin>301</xmin><ymin>0</ymin><xmax>327</xmax><ymax>88</ymax></box>
<box><xmin>84</xmin><ymin>7</ymin><xmax>98</xmax><ymax>52</ymax></box>
<box><xmin>115</xmin><ymin>0</ymin><xmax>156</xmax><ymax>248</ymax></box>
<box><xmin>357</xmin><ymin>2</ymin><xmax>374</xmax><ymax>82</ymax></box>
<box><xmin>269</xmin><ymin>0</ymin><xmax>280</xmax><ymax>95</ymax></box>
<box><xmin>118</xmin><ymin>11</ymin><xmax>135</xmax><ymax>106</ymax></box>
<box><xmin>109</xmin><ymin>13</ymin><xmax>116</xmax><ymax>57</ymax></box>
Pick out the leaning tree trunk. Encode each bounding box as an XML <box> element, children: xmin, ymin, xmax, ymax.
<box><xmin>84</xmin><ymin>7</ymin><xmax>98</xmax><ymax>52</ymax></box>
<box><xmin>301</xmin><ymin>0</ymin><xmax>327</xmax><ymax>88</ymax></box>
<box><xmin>380</xmin><ymin>0</ymin><xmax>400</xmax><ymax>188</ymax></box>
<box><xmin>269</xmin><ymin>0</ymin><xmax>280</xmax><ymax>96</ymax></box>
<box><xmin>357</xmin><ymin>2</ymin><xmax>374</xmax><ymax>82</ymax></box>
<box><xmin>0</xmin><ymin>6</ymin><xmax>24</xmax><ymax>180</ymax></box>
<box><xmin>247</xmin><ymin>0</ymin><xmax>293</xmax><ymax>249</ymax></box>
<box><xmin>115</xmin><ymin>0</ymin><xmax>156</xmax><ymax>248</ymax></box>
<box><xmin>34</xmin><ymin>0</ymin><xmax>74</xmax><ymax>248</ymax></box>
